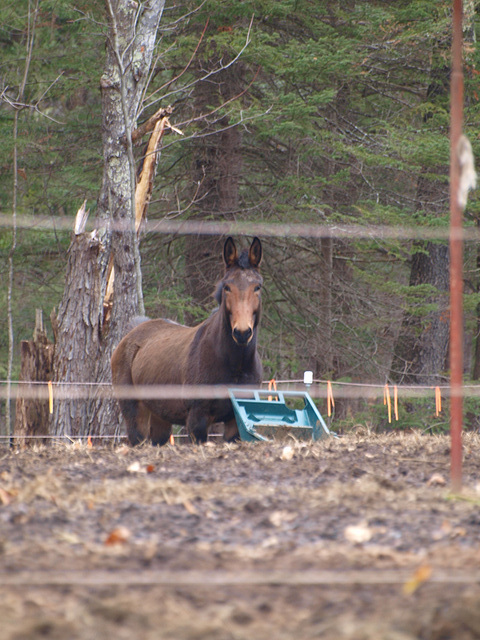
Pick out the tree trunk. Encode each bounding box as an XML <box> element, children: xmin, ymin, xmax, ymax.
<box><xmin>14</xmin><ymin>310</ymin><xmax>54</xmax><ymax>445</ymax></box>
<box><xmin>184</xmin><ymin>52</ymin><xmax>244</xmax><ymax>318</ymax></box>
<box><xmin>51</xmin><ymin>227</ymin><xmax>106</xmax><ymax>437</ymax></box>
<box><xmin>51</xmin><ymin>0</ymin><xmax>165</xmax><ymax>438</ymax></box>
<box><xmin>316</xmin><ymin>237</ymin><xmax>333</xmax><ymax>377</ymax></box>
<box><xmin>390</xmin><ymin>242</ymin><xmax>450</xmax><ymax>385</ymax></box>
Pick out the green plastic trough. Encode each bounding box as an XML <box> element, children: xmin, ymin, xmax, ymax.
<box><xmin>228</xmin><ymin>388</ymin><xmax>331</xmax><ymax>442</ymax></box>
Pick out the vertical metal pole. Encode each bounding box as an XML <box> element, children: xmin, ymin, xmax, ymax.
<box><xmin>449</xmin><ymin>0</ymin><xmax>464</xmax><ymax>492</ymax></box>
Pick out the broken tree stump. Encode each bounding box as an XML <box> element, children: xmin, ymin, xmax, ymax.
<box><xmin>14</xmin><ymin>309</ymin><xmax>54</xmax><ymax>445</ymax></box>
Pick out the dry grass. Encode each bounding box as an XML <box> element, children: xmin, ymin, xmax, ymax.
<box><xmin>1</xmin><ymin>433</ymin><xmax>480</xmax><ymax>639</ymax></box>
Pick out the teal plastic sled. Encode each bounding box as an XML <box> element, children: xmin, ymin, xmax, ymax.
<box><xmin>228</xmin><ymin>388</ymin><xmax>331</xmax><ymax>442</ymax></box>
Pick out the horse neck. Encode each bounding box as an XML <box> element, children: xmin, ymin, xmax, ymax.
<box><xmin>211</xmin><ymin>303</ymin><xmax>257</xmax><ymax>370</ymax></box>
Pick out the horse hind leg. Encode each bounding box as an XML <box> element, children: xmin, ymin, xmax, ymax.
<box><xmin>112</xmin><ymin>344</ymin><xmax>146</xmax><ymax>446</ymax></box>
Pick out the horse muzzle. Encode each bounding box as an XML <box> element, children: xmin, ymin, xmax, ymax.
<box><xmin>232</xmin><ymin>327</ymin><xmax>253</xmax><ymax>345</ymax></box>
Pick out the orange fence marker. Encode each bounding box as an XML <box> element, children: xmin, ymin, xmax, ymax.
<box><xmin>268</xmin><ymin>378</ymin><xmax>277</xmax><ymax>401</ymax></box>
<box><xmin>384</xmin><ymin>384</ymin><xmax>392</xmax><ymax>424</ymax></box>
<box><xmin>393</xmin><ymin>385</ymin><xmax>399</xmax><ymax>421</ymax></box>
<box><xmin>327</xmin><ymin>381</ymin><xmax>335</xmax><ymax>417</ymax></box>
<box><xmin>435</xmin><ymin>386</ymin><xmax>442</xmax><ymax>417</ymax></box>
<box><xmin>48</xmin><ymin>381</ymin><xmax>53</xmax><ymax>414</ymax></box>
<box><xmin>169</xmin><ymin>434</ymin><xmax>175</xmax><ymax>445</ymax></box>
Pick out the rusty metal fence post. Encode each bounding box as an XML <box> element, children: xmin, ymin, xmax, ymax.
<box><xmin>449</xmin><ymin>0</ymin><xmax>464</xmax><ymax>492</ymax></box>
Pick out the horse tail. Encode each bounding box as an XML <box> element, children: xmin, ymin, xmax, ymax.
<box><xmin>127</xmin><ymin>315</ymin><xmax>150</xmax><ymax>332</ymax></box>
<box><xmin>111</xmin><ymin>336</ymin><xmax>145</xmax><ymax>446</ymax></box>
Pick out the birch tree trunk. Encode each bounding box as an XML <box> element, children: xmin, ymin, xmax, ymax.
<box><xmin>51</xmin><ymin>0</ymin><xmax>165</xmax><ymax>438</ymax></box>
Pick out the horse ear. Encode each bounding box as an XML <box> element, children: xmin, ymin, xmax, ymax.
<box><xmin>248</xmin><ymin>237</ymin><xmax>262</xmax><ymax>268</ymax></box>
<box><xmin>223</xmin><ymin>237</ymin><xmax>238</xmax><ymax>268</ymax></box>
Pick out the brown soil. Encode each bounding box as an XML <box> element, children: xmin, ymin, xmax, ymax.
<box><xmin>1</xmin><ymin>431</ymin><xmax>480</xmax><ymax>639</ymax></box>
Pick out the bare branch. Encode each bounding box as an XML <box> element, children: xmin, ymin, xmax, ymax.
<box><xmin>145</xmin><ymin>17</ymin><xmax>210</xmax><ymax>107</ymax></box>
<box><xmin>135</xmin><ymin>116</ymin><xmax>170</xmax><ymax>226</ymax></box>
<box><xmin>144</xmin><ymin>14</ymin><xmax>255</xmax><ymax>110</ymax></box>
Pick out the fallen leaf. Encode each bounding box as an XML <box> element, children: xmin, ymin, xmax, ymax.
<box><xmin>117</xmin><ymin>446</ymin><xmax>130</xmax><ymax>457</ymax></box>
<box><xmin>57</xmin><ymin>531</ymin><xmax>82</xmax><ymax>545</ymax></box>
<box><xmin>344</xmin><ymin>521</ymin><xmax>372</xmax><ymax>544</ymax></box>
<box><xmin>431</xmin><ymin>519</ymin><xmax>452</xmax><ymax>541</ymax></box>
<box><xmin>127</xmin><ymin>461</ymin><xmax>145</xmax><ymax>474</ymax></box>
<box><xmin>104</xmin><ymin>526</ymin><xmax>131</xmax><ymax>546</ymax></box>
<box><xmin>0</xmin><ymin>487</ymin><xmax>12</xmax><ymax>506</ymax></box>
<box><xmin>281</xmin><ymin>446</ymin><xmax>294</xmax><ymax>461</ymax></box>
<box><xmin>403</xmin><ymin>565</ymin><xmax>432</xmax><ymax>595</ymax></box>
<box><xmin>183</xmin><ymin>499</ymin><xmax>198</xmax><ymax>515</ymax></box>
<box><xmin>269</xmin><ymin>510</ymin><xmax>296</xmax><ymax>527</ymax></box>
<box><xmin>427</xmin><ymin>473</ymin><xmax>446</xmax><ymax>486</ymax></box>
<box><xmin>146</xmin><ymin>464</ymin><xmax>155</xmax><ymax>474</ymax></box>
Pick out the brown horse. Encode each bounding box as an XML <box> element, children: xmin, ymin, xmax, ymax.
<box><xmin>111</xmin><ymin>237</ymin><xmax>263</xmax><ymax>445</ymax></box>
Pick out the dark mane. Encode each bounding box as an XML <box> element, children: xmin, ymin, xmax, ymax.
<box><xmin>214</xmin><ymin>247</ymin><xmax>259</xmax><ymax>304</ymax></box>
<box><xmin>214</xmin><ymin>282</ymin><xmax>223</xmax><ymax>305</ymax></box>
<box><xmin>237</xmin><ymin>249</ymin><xmax>252</xmax><ymax>269</ymax></box>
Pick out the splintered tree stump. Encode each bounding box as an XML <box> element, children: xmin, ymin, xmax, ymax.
<box><xmin>14</xmin><ymin>309</ymin><xmax>54</xmax><ymax>445</ymax></box>
<box><xmin>50</xmin><ymin>219</ymin><xmax>106</xmax><ymax>439</ymax></box>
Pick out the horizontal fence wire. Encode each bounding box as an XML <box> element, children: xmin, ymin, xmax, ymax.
<box><xmin>1</xmin><ymin>378</ymin><xmax>465</xmax><ymax>442</ymax></box>
<box><xmin>1</xmin><ymin>379</ymin><xmax>479</xmax><ymax>401</ymax></box>
<box><xmin>0</xmin><ymin>568</ymin><xmax>479</xmax><ymax>587</ymax></box>
<box><xmin>0</xmin><ymin>213</ymin><xmax>478</xmax><ymax>241</ymax></box>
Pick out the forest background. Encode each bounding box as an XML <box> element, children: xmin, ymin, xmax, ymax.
<box><xmin>1</xmin><ymin>0</ymin><xmax>480</xmax><ymax>435</ymax></box>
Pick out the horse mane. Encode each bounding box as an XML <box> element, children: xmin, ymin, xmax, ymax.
<box><xmin>127</xmin><ymin>316</ymin><xmax>150</xmax><ymax>332</ymax></box>
<box><xmin>237</xmin><ymin>249</ymin><xmax>251</xmax><ymax>269</ymax></box>
<box><xmin>214</xmin><ymin>283</ymin><xmax>223</xmax><ymax>305</ymax></box>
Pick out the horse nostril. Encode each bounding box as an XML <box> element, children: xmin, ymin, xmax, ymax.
<box><xmin>233</xmin><ymin>327</ymin><xmax>252</xmax><ymax>344</ymax></box>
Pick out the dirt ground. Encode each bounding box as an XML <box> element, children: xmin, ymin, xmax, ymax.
<box><xmin>1</xmin><ymin>431</ymin><xmax>480</xmax><ymax>639</ymax></box>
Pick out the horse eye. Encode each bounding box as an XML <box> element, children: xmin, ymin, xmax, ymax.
<box><xmin>224</xmin><ymin>284</ymin><xmax>231</xmax><ymax>293</ymax></box>
<box><xmin>254</xmin><ymin>285</ymin><xmax>262</xmax><ymax>292</ymax></box>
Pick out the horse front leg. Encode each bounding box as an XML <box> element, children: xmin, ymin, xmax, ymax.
<box><xmin>149</xmin><ymin>413</ymin><xmax>172</xmax><ymax>447</ymax></box>
<box><xmin>186</xmin><ymin>402</ymin><xmax>213</xmax><ymax>443</ymax></box>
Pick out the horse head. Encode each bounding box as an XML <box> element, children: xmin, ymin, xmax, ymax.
<box><xmin>216</xmin><ymin>237</ymin><xmax>263</xmax><ymax>346</ymax></box>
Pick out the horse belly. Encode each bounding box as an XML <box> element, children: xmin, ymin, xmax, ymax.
<box><xmin>210</xmin><ymin>399</ymin><xmax>235</xmax><ymax>424</ymax></box>
<box><xmin>145</xmin><ymin>397</ymin><xmax>188</xmax><ymax>426</ymax></box>
<box><xmin>130</xmin><ymin>328</ymin><xmax>193</xmax><ymax>426</ymax></box>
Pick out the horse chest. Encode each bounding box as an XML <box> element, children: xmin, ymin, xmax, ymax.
<box><xmin>221</xmin><ymin>352</ymin><xmax>258</xmax><ymax>385</ymax></box>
